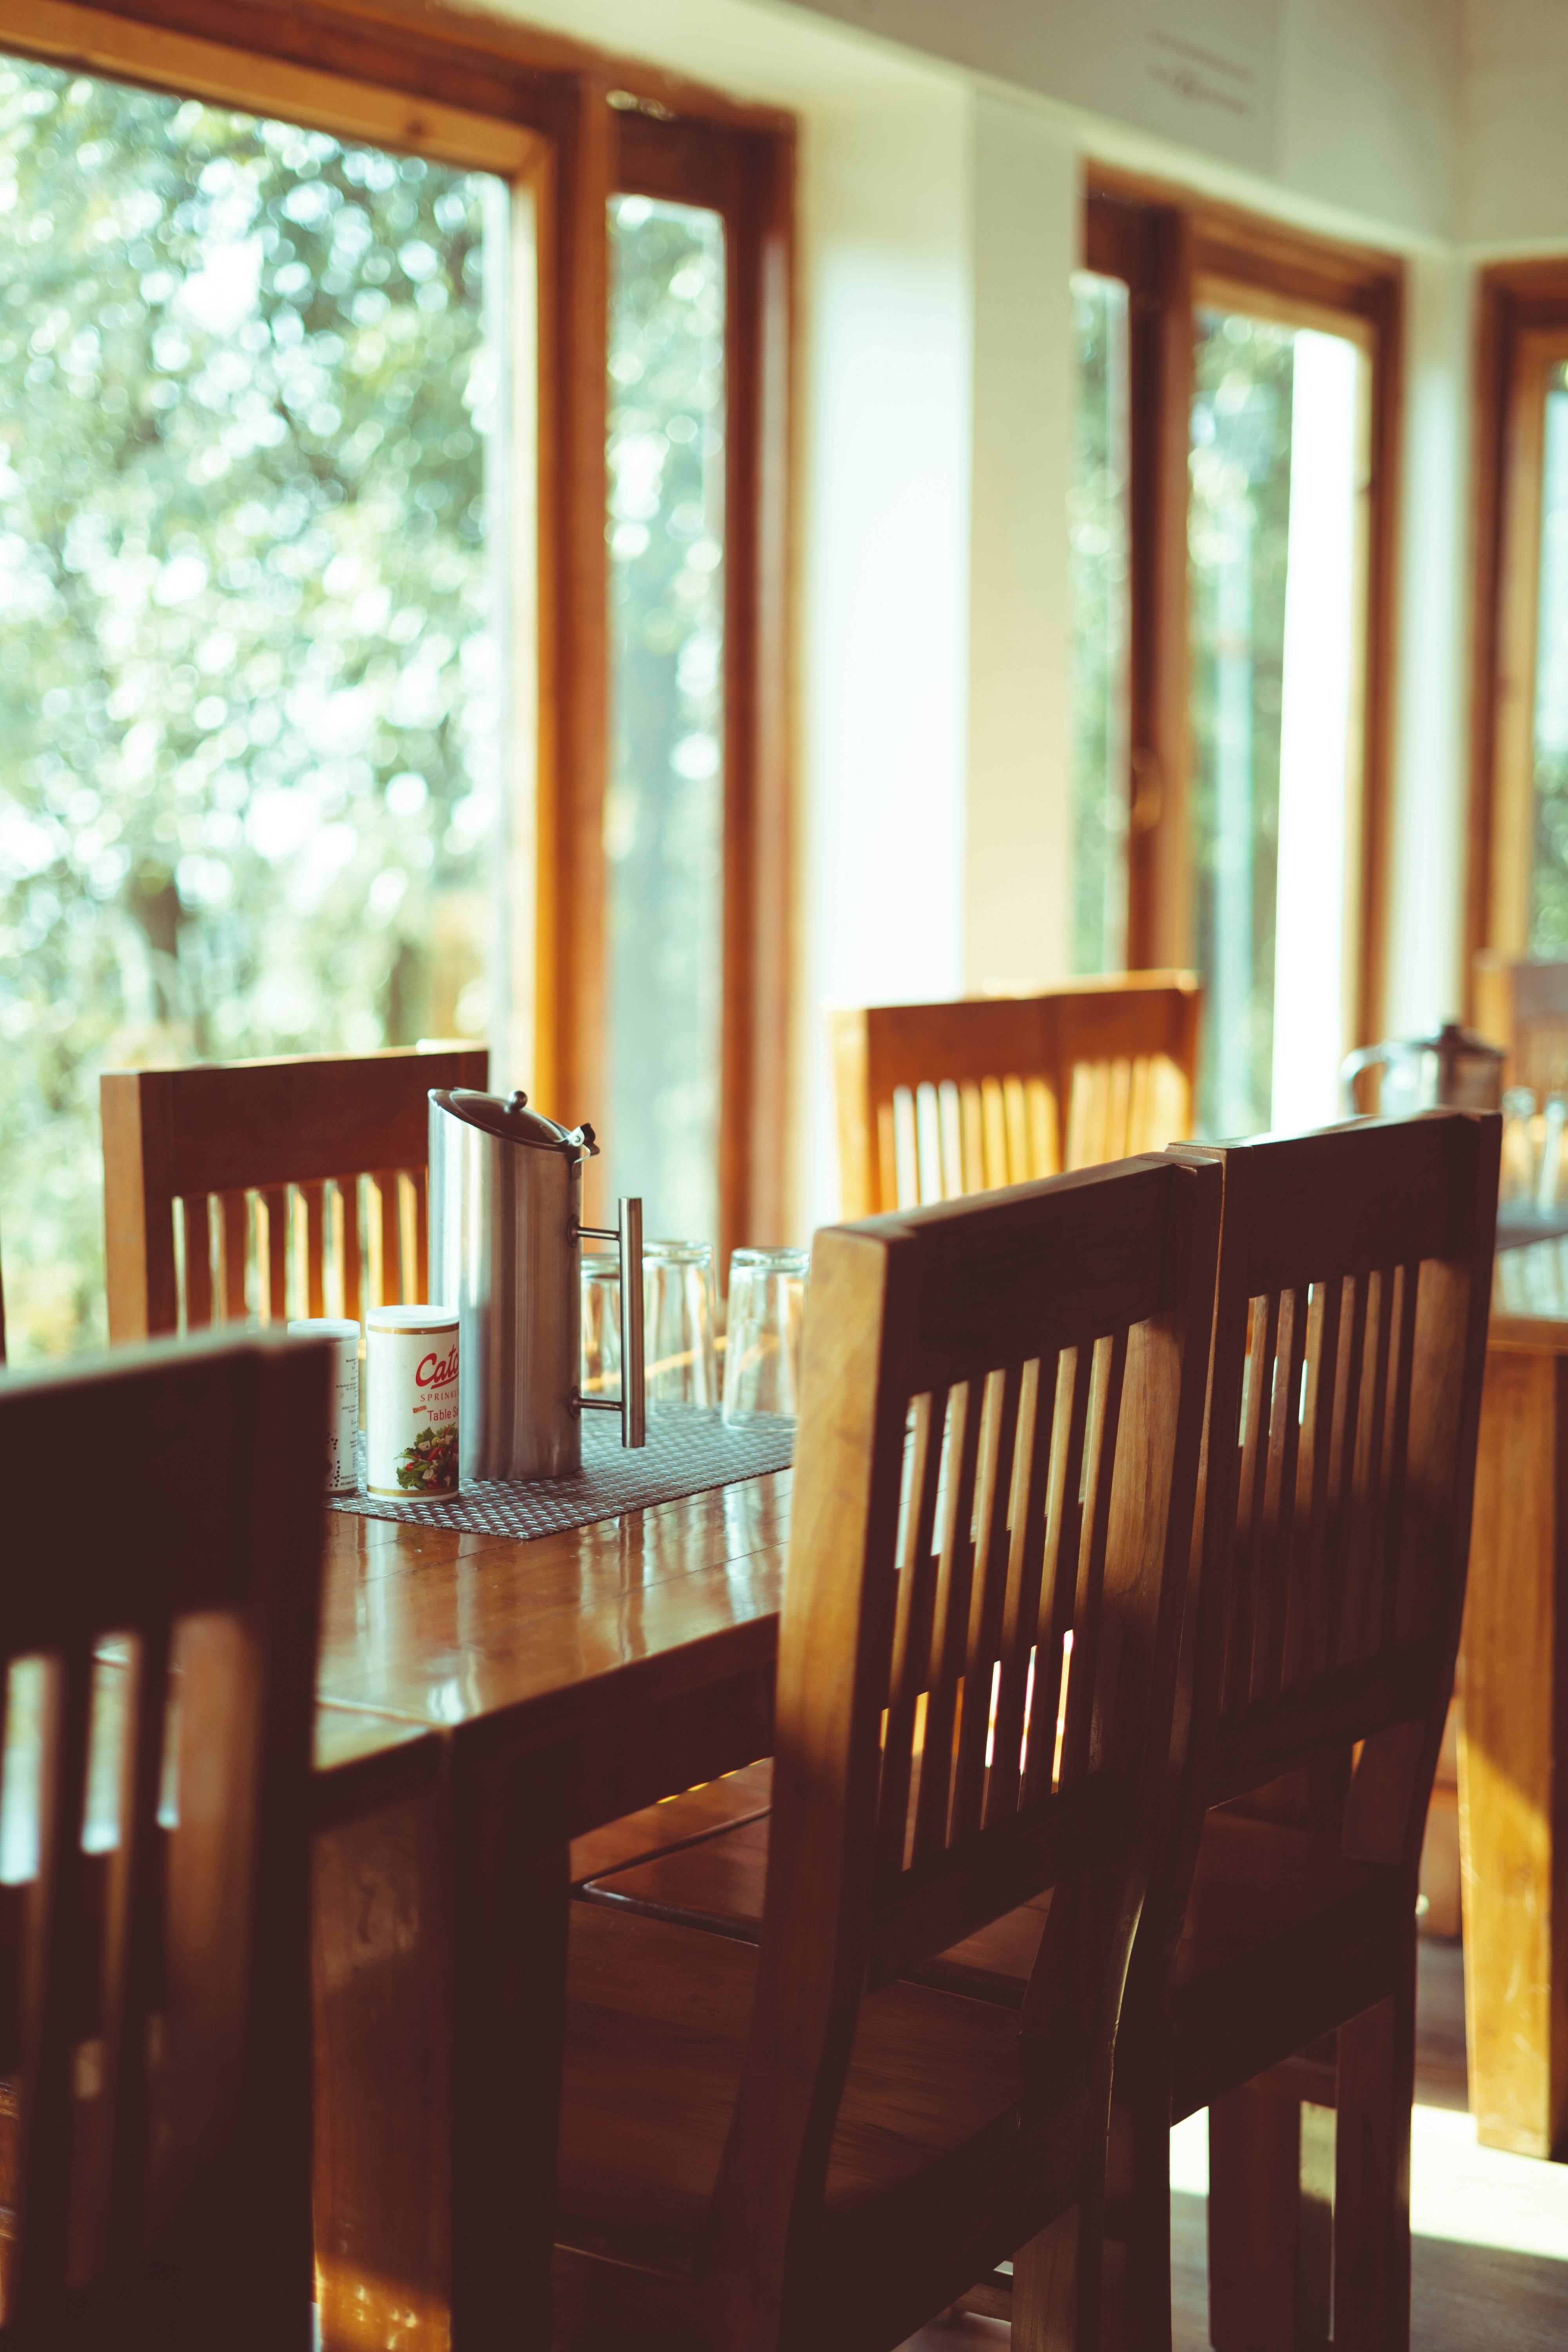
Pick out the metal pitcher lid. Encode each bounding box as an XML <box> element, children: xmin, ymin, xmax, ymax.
<box><xmin>429</xmin><ymin>1087</ymin><xmax>598</xmax><ymax>1158</ymax></box>
<box><xmin>1417</xmin><ymin>1020</ymin><xmax>1504</xmax><ymax>1065</ymax></box>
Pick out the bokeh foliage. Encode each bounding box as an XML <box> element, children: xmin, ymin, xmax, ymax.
<box><xmin>0</xmin><ymin>56</ymin><xmax>496</xmax><ymax>1356</ymax></box>
<box><xmin>1069</xmin><ymin>270</ymin><xmax>1130</xmax><ymax>977</ymax></box>
<box><xmin>604</xmin><ymin>195</ymin><xmax>725</xmax><ymax>1243</ymax></box>
<box><xmin>1188</xmin><ymin>309</ymin><xmax>1296</xmax><ymax>1139</ymax></box>
<box><xmin>1531</xmin><ymin>368</ymin><xmax>1568</xmax><ymax>958</ymax></box>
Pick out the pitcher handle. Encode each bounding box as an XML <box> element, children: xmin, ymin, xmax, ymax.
<box><xmin>617</xmin><ymin>1196</ymin><xmax>646</xmax><ymax>1449</ymax></box>
<box><xmin>1339</xmin><ymin>1043</ymin><xmax>1388</xmax><ymax>1118</ymax></box>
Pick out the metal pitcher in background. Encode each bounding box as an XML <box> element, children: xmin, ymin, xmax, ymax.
<box><xmin>1340</xmin><ymin>1021</ymin><xmax>1504</xmax><ymax>1119</ymax></box>
<box><xmin>427</xmin><ymin>1087</ymin><xmax>645</xmax><ymax>1483</ymax></box>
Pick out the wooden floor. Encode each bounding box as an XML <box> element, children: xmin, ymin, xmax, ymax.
<box><xmin>901</xmin><ymin>1942</ymin><xmax>1568</xmax><ymax>2351</ymax></box>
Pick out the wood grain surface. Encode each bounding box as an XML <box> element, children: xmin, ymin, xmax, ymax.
<box><xmin>308</xmin><ymin>1470</ymin><xmax>790</xmax><ymax>2350</ymax></box>
<box><xmin>1461</xmin><ymin>1252</ymin><xmax>1568</xmax><ymax>2160</ymax></box>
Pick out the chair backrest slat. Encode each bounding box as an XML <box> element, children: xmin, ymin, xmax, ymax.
<box><xmin>0</xmin><ymin>1330</ymin><xmax>327</xmax><ymax>2346</ymax></box>
<box><xmin>1060</xmin><ymin>1327</ymin><xmax>1130</xmax><ymax>1792</ymax></box>
<box><xmin>300</xmin><ymin>1181</ymin><xmax>327</xmax><ymax>1319</ymax></box>
<box><xmin>710</xmin><ymin>1153</ymin><xmax>1222</xmax><ymax>2277</ymax></box>
<box><xmin>949</xmin><ymin>1364</ymin><xmax>1026</xmax><ymax>1846</ymax></box>
<box><xmin>833</xmin><ymin>975</ymin><xmax>1201</xmax><ymax>1216</ymax></box>
<box><xmin>102</xmin><ymin>1615</ymin><xmax>172</xmax><ymax>2277</ymax></box>
<box><xmin>262</xmin><ymin>1185</ymin><xmax>289</xmax><ymax>1324</ymax></box>
<box><xmin>910</xmin><ymin>1381</ymin><xmax>985</xmax><ymax>1869</ymax></box>
<box><xmin>1172</xmin><ymin>1111</ymin><xmax>1498</xmax><ymax>1875</ymax></box>
<box><xmin>101</xmin><ymin>1047</ymin><xmax>487</xmax><ymax>1340</ymax></box>
<box><xmin>219</xmin><ymin>1194</ymin><xmax>248</xmax><ymax>1323</ymax></box>
<box><xmin>982</xmin><ymin>1355</ymin><xmax>1057</xmax><ymax>1833</ymax></box>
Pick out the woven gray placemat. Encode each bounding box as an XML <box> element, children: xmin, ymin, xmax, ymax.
<box><xmin>328</xmin><ymin>1406</ymin><xmax>795</xmax><ymax>1539</ymax></box>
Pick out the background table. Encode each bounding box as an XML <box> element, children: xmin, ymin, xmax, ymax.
<box><xmin>1463</xmin><ymin>1239</ymin><xmax>1568</xmax><ymax>2159</ymax></box>
<box><xmin>307</xmin><ymin>1468</ymin><xmax>791</xmax><ymax>2349</ymax></box>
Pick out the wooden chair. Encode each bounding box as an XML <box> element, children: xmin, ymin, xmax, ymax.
<box><xmin>1473</xmin><ymin>951</ymin><xmax>1568</xmax><ymax>1096</ymax></box>
<box><xmin>0</xmin><ymin>1327</ymin><xmax>330</xmax><ymax>2349</ymax></box>
<box><xmin>832</xmin><ymin>972</ymin><xmax>1200</xmax><ymax>1216</ymax></box>
<box><xmin>1100</xmin><ymin>1108</ymin><xmax>1498</xmax><ymax>2352</ymax></box>
<box><xmin>100</xmin><ymin>1045</ymin><xmax>487</xmax><ymax>1341</ymax></box>
<box><xmin>584</xmin><ymin>1111</ymin><xmax>1499</xmax><ymax>2350</ymax></box>
<box><xmin>553</xmin><ymin>1149</ymin><xmax>1222</xmax><ymax>2348</ymax></box>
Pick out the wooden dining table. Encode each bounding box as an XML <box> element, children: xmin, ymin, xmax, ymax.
<box><xmin>306</xmin><ymin>1465</ymin><xmax>791</xmax><ymax>2350</ymax></box>
<box><xmin>1462</xmin><ymin>1234</ymin><xmax>1568</xmax><ymax>2161</ymax></box>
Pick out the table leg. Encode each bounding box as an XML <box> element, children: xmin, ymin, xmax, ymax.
<box><xmin>1460</xmin><ymin>1345</ymin><xmax>1568</xmax><ymax>2159</ymax></box>
<box><xmin>314</xmin><ymin>1777</ymin><xmax>455</xmax><ymax>2348</ymax></box>
<box><xmin>450</xmin><ymin>1755</ymin><xmax>569</xmax><ymax>2351</ymax></box>
<box><xmin>314</xmin><ymin>1762</ymin><xmax>570</xmax><ymax>2351</ymax></box>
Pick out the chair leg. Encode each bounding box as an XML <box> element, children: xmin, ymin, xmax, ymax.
<box><xmin>1332</xmin><ymin>1958</ymin><xmax>1415</xmax><ymax>2352</ymax></box>
<box><xmin>1012</xmin><ymin>2203</ymin><xmax>1078</xmax><ymax>2352</ymax></box>
<box><xmin>1087</xmin><ymin>2063</ymin><xmax>1173</xmax><ymax>2352</ymax></box>
<box><xmin>1207</xmin><ymin>2085</ymin><xmax>1301</xmax><ymax>2352</ymax></box>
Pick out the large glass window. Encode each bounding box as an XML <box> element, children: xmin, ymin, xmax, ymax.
<box><xmin>1068</xmin><ymin>269</ymin><xmax>1131</xmax><ymax>976</ymax></box>
<box><xmin>0</xmin><ymin>55</ymin><xmax>501</xmax><ymax>1356</ymax></box>
<box><xmin>1188</xmin><ymin>306</ymin><xmax>1366</xmax><ymax>1138</ymax></box>
<box><xmin>603</xmin><ymin>195</ymin><xmax>726</xmax><ymax>1242</ymax></box>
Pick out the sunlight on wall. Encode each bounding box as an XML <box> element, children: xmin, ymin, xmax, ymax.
<box><xmin>1272</xmin><ymin>326</ymin><xmax>1363</xmax><ymax>1132</ymax></box>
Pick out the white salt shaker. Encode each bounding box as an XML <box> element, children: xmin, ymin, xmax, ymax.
<box><xmin>287</xmin><ymin>1317</ymin><xmax>361</xmax><ymax>1495</ymax></box>
<box><xmin>365</xmin><ymin>1305</ymin><xmax>460</xmax><ymax>1500</ymax></box>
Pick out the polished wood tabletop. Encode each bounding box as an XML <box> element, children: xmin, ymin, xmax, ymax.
<box><xmin>306</xmin><ymin>1467</ymin><xmax>791</xmax><ymax>2350</ymax></box>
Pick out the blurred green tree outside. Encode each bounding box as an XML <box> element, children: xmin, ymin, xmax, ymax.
<box><xmin>604</xmin><ymin>195</ymin><xmax>725</xmax><ymax>1243</ymax></box>
<box><xmin>1187</xmin><ymin>308</ymin><xmax>1296</xmax><ymax>1138</ymax></box>
<box><xmin>0</xmin><ymin>55</ymin><xmax>498</xmax><ymax>1357</ymax></box>
<box><xmin>1532</xmin><ymin>364</ymin><xmax>1568</xmax><ymax>956</ymax></box>
<box><xmin>1068</xmin><ymin>270</ymin><xmax>1129</xmax><ymax>978</ymax></box>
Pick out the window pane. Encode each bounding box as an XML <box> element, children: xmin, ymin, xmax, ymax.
<box><xmin>604</xmin><ymin>197</ymin><xmax>725</xmax><ymax>1241</ymax></box>
<box><xmin>1531</xmin><ymin>363</ymin><xmax>1568</xmax><ymax>952</ymax></box>
<box><xmin>1068</xmin><ymin>270</ymin><xmax>1130</xmax><ymax>975</ymax></box>
<box><xmin>0</xmin><ymin>56</ymin><xmax>503</xmax><ymax>1356</ymax></box>
<box><xmin>1189</xmin><ymin>309</ymin><xmax>1365</xmax><ymax>1138</ymax></box>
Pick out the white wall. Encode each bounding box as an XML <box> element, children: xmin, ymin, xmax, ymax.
<box><xmin>795</xmin><ymin>87</ymin><xmax>973</xmax><ymax>1234</ymax></box>
<box><xmin>1385</xmin><ymin>251</ymin><xmax>1474</xmax><ymax>1034</ymax></box>
<box><xmin>781</xmin><ymin>0</ymin><xmax>1463</xmax><ymax>241</ymax></box>
<box><xmin>1463</xmin><ymin>1</ymin><xmax>1568</xmax><ymax>247</ymax></box>
<box><xmin>963</xmin><ymin>97</ymin><xmax>1076</xmax><ymax>997</ymax></box>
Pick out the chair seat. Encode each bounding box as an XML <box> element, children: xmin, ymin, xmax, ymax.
<box><xmin>568</xmin><ymin>1760</ymin><xmax>773</xmax><ymax>1888</ymax></box>
<box><xmin>558</xmin><ymin>1902</ymin><xmax>1084</xmax><ymax>2285</ymax></box>
<box><xmin>581</xmin><ymin>1802</ymin><xmax>1053</xmax><ymax>2004</ymax></box>
<box><xmin>1167</xmin><ymin>1809</ymin><xmax>1406</xmax><ymax>2121</ymax></box>
<box><xmin>581</xmin><ymin>1802</ymin><xmax>1406</xmax><ymax>2100</ymax></box>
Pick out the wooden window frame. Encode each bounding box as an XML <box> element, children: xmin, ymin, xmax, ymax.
<box><xmin>1468</xmin><ymin>261</ymin><xmax>1568</xmax><ymax>984</ymax></box>
<box><xmin>1081</xmin><ymin>165</ymin><xmax>1402</xmax><ymax>1051</ymax></box>
<box><xmin>2</xmin><ymin>0</ymin><xmax>793</xmax><ymax>1260</ymax></box>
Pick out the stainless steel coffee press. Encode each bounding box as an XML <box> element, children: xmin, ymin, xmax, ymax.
<box><xmin>427</xmin><ymin>1087</ymin><xmax>645</xmax><ymax>1482</ymax></box>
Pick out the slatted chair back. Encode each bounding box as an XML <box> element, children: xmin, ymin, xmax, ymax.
<box><xmin>0</xmin><ymin>1329</ymin><xmax>328</xmax><ymax>2350</ymax></box>
<box><xmin>101</xmin><ymin>1045</ymin><xmax>488</xmax><ymax>1341</ymax></box>
<box><xmin>708</xmin><ymin>1152</ymin><xmax>1222</xmax><ymax>2307</ymax></box>
<box><xmin>1169</xmin><ymin>1112</ymin><xmax>1498</xmax><ymax>1879</ymax></box>
<box><xmin>832</xmin><ymin>973</ymin><xmax>1200</xmax><ymax>1216</ymax></box>
<box><xmin>1472</xmin><ymin>953</ymin><xmax>1568</xmax><ymax>1099</ymax></box>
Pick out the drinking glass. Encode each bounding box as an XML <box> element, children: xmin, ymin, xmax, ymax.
<box><xmin>1541</xmin><ymin>1092</ymin><xmax>1568</xmax><ymax>1214</ymax></box>
<box><xmin>580</xmin><ymin>1252</ymin><xmax>622</xmax><ymax>1401</ymax></box>
<box><xmin>722</xmin><ymin>1247</ymin><xmax>810</xmax><ymax>1423</ymax></box>
<box><xmin>643</xmin><ymin>1241</ymin><xmax>720</xmax><ymax>1406</ymax></box>
<box><xmin>1501</xmin><ymin>1086</ymin><xmax>1539</xmax><ymax>1209</ymax></box>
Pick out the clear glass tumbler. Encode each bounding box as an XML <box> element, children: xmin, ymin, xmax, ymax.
<box><xmin>580</xmin><ymin>1251</ymin><xmax>622</xmax><ymax>1402</ymax></box>
<box><xmin>1501</xmin><ymin>1086</ymin><xmax>1539</xmax><ymax>1209</ymax></box>
<box><xmin>644</xmin><ymin>1240</ymin><xmax>720</xmax><ymax>1407</ymax></box>
<box><xmin>722</xmin><ymin>1246</ymin><xmax>810</xmax><ymax>1424</ymax></box>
